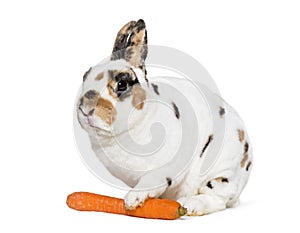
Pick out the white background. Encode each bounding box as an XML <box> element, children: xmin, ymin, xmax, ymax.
<box><xmin>1</xmin><ymin>0</ymin><xmax>299</xmax><ymax>232</ymax></box>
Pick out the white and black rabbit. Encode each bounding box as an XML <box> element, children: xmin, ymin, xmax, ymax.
<box><xmin>77</xmin><ymin>19</ymin><xmax>252</xmax><ymax>215</ymax></box>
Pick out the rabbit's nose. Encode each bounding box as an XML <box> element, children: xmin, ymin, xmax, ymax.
<box><xmin>85</xmin><ymin>90</ymin><xmax>97</xmax><ymax>99</ymax></box>
<box><xmin>88</xmin><ymin>109</ymin><xmax>95</xmax><ymax>115</ymax></box>
<box><xmin>78</xmin><ymin>106</ymin><xmax>94</xmax><ymax>117</ymax></box>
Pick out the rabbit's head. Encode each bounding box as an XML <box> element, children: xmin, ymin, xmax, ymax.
<box><xmin>77</xmin><ymin>19</ymin><xmax>149</xmax><ymax>136</ymax></box>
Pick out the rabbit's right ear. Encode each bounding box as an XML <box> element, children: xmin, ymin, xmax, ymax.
<box><xmin>111</xmin><ymin>19</ymin><xmax>148</xmax><ymax>67</ymax></box>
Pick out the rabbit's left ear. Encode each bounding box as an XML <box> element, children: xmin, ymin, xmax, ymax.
<box><xmin>111</xmin><ymin>19</ymin><xmax>148</xmax><ymax>67</ymax></box>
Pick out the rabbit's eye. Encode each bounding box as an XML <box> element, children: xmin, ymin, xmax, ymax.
<box><xmin>117</xmin><ymin>80</ymin><xmax>128</xmax><ymax>91</ymax></box>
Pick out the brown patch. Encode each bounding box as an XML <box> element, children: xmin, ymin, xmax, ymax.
<box><xmin>215</xmin><ymin>177</ymin><xmax>229</xmax><ymax>183</ymax></box>
<box><xmin>95</xmin><ymin>72</ymin><xmax>104</xmax><ymax>81</ymax></box>
<box><xmin>197</xmin><ymin>188</ymin><xmax>202</xmax><ymax>195</ymax></box>
<box><xmin>238</xmin><ymin>129</ymin><xmax>245</xmax><ymax>142</ymax></box>
<box><xmin>95</xmin><ymin>97</ymin><xmax>117</xmax><ymax>125</ymax></box>
<box><xmin>107</xmin><ymin>79</ymin><xmax>119</xmax><ymax>100</ymax></box>
<box><xmin>246</xmin><ymin>161</ymin><xmax>252</xmax><ymax>171</ymax></box>
<box><xmin>131</xmin><ymin>30</ymin><xmax>144</xmax><ymax>45</ymax></box>
<box><xmin>132</xmin><ymin>85</ymin><xmax>146</xmax><ymax>110</ymax></box>
<box><xmin>240</xmin><ymin>153</ymin><xmax>249</xmax><ymax>168</ymax></box>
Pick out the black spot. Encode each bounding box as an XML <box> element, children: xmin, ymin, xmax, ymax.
<box><xmin>88</xmin><ymin>109</ymin><xmax>95</xmax><ymax>116</ymax></box>
<box><xmin>138</xmin><ymin>66</ymin><xmax>148</xmax><ymax>83</ymax></box>
<box><xmin>166</xmin><ymin>177</ymin><xmax>172</xmax><ymax>186</ymax></box>
<box><xmin>244</xmin><ymin>142</ymin><xmax>249</xmax><ymax>154</ymax></box>
<box><xmin>151</xmin><ymin>83</ymin><xmax>160</xmax><ymax>95</ymax></box>
<box><xmin>141</xmin><ymin>31</ymin><xmax>148</xmax><ymax>61</ymax></box>
<box><xmin>207</xmin><ymin>181</ymin><xmax>213</xmax><ymax>189</ymax></box>
<box><xmin>219</xmin><ymin>106</ymin><xmax>225</xmax><ymax>117</ymax></box>
<box><xmin>172</xmin><ymin>102</ymin><xmax>180</xmax><ymax>119</ymax></box>
<box><xmin>84</xmin><ymin>90</ymin><xmax>97</xmax><ymax>99</ymax></box>
<box><xmin>119</xmin><ymin>34</ymin><xmax>126</xmax><ymax>43</ymax></box>
<box><xmin>221</xmin><ymin>178</ymin><xmax>229</xmax><ymax>183</ymax></box>
<box><xmin>111</xmin><ymin>32</ymin><xmax>131</xmax><ymax>60</ymax></box>
<box><xmin>135</xmin><ymin>19</ymin><xmax>146</xmax><ymax>33</ymax></box>
<box><xmin>246</xmin><ymin>161</ymin><xmax>252</xmax><ymax>171</ymax></box>
<box><xmin>79</xmin><ymin>97</ymin><xmax>83</xmax><ymax>107</ymax></box>
<box><xmin>144</xmin><ymin>29</ymin><xmax>148</xmax><ymax>44</ymax></box>
<box><xmin>125</xmin><ymin>47</ymin><xmax>134</xmax><ymax>60</ymax></box>
<box><xmin>200</xmin><ymin>134</ymin><xmax>214</xmax><ymax>157</ymax></box>
<box><xmin>83</xmin><ymin>67</ymin><xmax>92</xmax><ymax>82</ymax></box>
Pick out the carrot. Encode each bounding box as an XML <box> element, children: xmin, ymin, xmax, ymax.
<box><xmin>66</xmin><ymin>192</ymin><xmax>186</xmax><ymax>220</ymax></box>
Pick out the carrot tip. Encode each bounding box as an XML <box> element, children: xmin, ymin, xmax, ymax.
<box><xmin>178</xmin><ymin>206</ymin><xmax>187</xmax><ymax>216</ymax></box>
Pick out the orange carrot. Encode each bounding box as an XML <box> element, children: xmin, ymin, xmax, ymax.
<box><xmin>66</xmin><ymin>192</ymin><xmax>186</xmax><ymax>220</ymax></box>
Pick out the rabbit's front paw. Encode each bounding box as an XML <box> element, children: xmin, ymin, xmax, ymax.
<box><xmin>124</xmin><ymin>191</ymin><xmax>149</xmax><ymax>210</ymax></box>
<box><xmin>177</xmin><ymin>196</ymin><xmax>205</xmax><ymax>216</ymax></box>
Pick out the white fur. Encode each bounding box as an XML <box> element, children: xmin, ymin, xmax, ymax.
<box><xmin>77</xmin><ymin>18</ymin><xmax>253</xmax><ymax>215</ymax></box>
<box><xmin>78</xmin><ymin>56</ymin><xmax>252</xmax><ymax>215</ymax></box>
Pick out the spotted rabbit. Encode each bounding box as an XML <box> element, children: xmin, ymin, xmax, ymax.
<box><xmin>77</xmin><ymin>19</ymin><xmax>252</xmax><ymax>215</ymax></box>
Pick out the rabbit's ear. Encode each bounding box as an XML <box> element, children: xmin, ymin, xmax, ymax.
<box><xmin>111</xmin><ymin>19</ymin><xmax>148</xmax><ymax>67</ymax></box>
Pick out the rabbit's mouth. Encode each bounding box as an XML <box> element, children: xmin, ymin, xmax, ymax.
<box><xmin>87</xmin><ymin>117</ymin><xmax>112</xmax><ymax>134</ymax></box>
<box><xmin>86</xmin><ymin>121</ymin><xmax>113</xmax><ymax>137</ymax></box>
<box><xmin>78</xmin><ymin>106</ymin><xmax>113</xmax><ymax>135</ymax></box>
<box><xmin>89</xmin><ymin>124</ymin><xmax>111</xmax><ymax>134</ymax></box>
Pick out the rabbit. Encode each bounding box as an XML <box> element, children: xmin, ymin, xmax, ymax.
<box><xmin>77</xmin><ymin>19</ymin><xmax>253</xmax><ymax>216</ymax></box>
